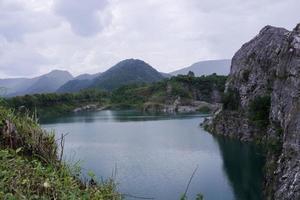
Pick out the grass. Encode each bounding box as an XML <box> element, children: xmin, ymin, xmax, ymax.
<box><xmin>0</xmin><ymin>105</ymin><xmax>122</xmax><ymax>199</ymax></box>
<box><xmin>0</xmin><ymin>149</ymin><xmax>121</xmax><ymax>200</ymax></box>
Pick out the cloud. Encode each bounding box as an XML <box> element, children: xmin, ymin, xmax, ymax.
<box><xmin>0</xmin><ymin>0</ymin><xmax>59</xmax><ymax>41</ymax></box>
<box><xmin>0</xmin><ymin>0</ymin><xmax>299</xmax><ymax>78</ymax></box>
<box><xmin>0</xmin><ymin>40</ymin><xmax>54</xmax><ymax>76</ymax></box>
<box><xmin>54</xmin><ymin>0</ymin><xmax>111</xmax><ymax>37</ymax></box>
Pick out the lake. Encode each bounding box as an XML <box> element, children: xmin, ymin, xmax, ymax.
<box><xmin>41</xmin><ymin>110</ymin><xmax>265</xmax><ymax>200</ymax></box>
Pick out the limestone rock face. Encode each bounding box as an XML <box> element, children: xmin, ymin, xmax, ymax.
<box><xmin>204</xmin><ymin>24</ymin><xmax>300</xmax><ymax>199</ymax></box>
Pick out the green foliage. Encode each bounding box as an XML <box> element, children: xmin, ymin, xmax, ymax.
<box><xmin>180</xmin><ymin>193</ymin><xmax>204</xmax><ymax>200</ymax></box>
<box><xmin>90</xmin><ymin>59</ymin><xmax>165</xmax><ymax>91</ymax></box>
<box><xmin>0</xmin><ymin>106</ymin><xmax>57</xmax><ymax>164</ymax></box>
<box><xmin>248</xmin><ymin>95</ymin><xmax>271</xmax><ymax>128</ymax></box>
<box><xmin>8</xmin><ymin>89</ymin><xmax>107</xmax><ymax>108</ymax></box>
<box><xmin>187</xmin><ymin>71</ymin><xmax>195</xmax><ymax>77</ymax></box>
<box><xmin>197</xmin><ymin>106</ymin><xmax>212</xmax><ymax>114</ymax></box>
<box><xmin>0</xmin><ymin>106</ymin><xmax>121</xmax><ymax>199</ymax></box>
<box><xmin>111</xmin><ymin>84</ymin><xmax>150</xmax><ymax>108</ymax></box>
<box><xmin>267</xmin><ymin>137</ymin><xmax>283</xmax><ymax>155</ymax></box>
<box><xmin>196</xmin><ymin>193</ymin><xmax>204</xmax><ymax>200</ymax></box>
<box><xmin>222</xmin><ymin>88</ymin><xmax>240</xmax><ymax>110</ymax></box>
<box><xmin>0</xmin><ymin>150</ymin><xmax>121</xmax><ymax>200</ymax></box>
<box><xmin>111</xmin><ymin>74</ymin><xmax>227</xmax><ymax>106</ymax></box>
<box><xmin>6</xmin><ymin>89</ymin><xmax>108</xmax><ymax>118</ymax></box>
<box><xmin>5</xmin><ymin>74</ymin><xmax>227</xmax><ymax>114</ymax></box>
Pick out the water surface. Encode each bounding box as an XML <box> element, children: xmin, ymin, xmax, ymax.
<box><xmin>42</xmin><ymin>110</ymin><xmax>264</xmax><ymax>200</ymax></box>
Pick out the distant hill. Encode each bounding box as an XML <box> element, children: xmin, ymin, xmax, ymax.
<box><xmin>24</xmin><ymin>70</ymin><xmax>73</xmax><ymax>95</ymax></box>
<box><xmin>160</xmin><ymin>72</ymin><xmax>172</xmax><ymax>78</ymax></box>
<box><xmin>0</xmin><ymin>70</ymin><xmax>73</xmax><ymax>97</ymax></box>
<box><xmin>57</xmin><ymin>79</ymin><xmax>93</xmax><ymax>93</ymax></box>
<box><xmin>171</xmin><ymin>59</ymin><xmax>231</xmax><ymax>76</ymax></box>
<box><xmin>90</xmin><ymin>59</ymin><xmax>165</xmax><ymax>90</ymax></box>
<box><xmin>57</xmin><ymin>72</ymin><xmax>102</xmax><ymax>93</ymax></box>
<box><xmin>74</xmin><ymin>72</ymin><xmax>102</xmax><ymax>80</ymax></box>
<box><xmin>0</xmin><ymin>78</ymin><xmax>36</xmax><ymax>96</ymax></box>
<box><xmin>58</xmin><ymin>59</ymin><xmax>165</xmax><ymax>92</ymax></box>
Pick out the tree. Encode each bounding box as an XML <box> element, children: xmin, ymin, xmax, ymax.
<box><xmin>187</xmin><ymin>71</ymin><xmax>195</xmax><ymax>77</ymax></box>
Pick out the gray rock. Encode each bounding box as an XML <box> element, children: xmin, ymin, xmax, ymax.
<box><xmin>203</xmin><ymin>23</ymin><xmax>300</xmax><ymax>199</ymax></box>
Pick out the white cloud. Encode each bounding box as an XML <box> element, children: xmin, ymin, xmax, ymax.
<box><xmin>0</xmin><ymin>0</ymin><xmax>299</xmax><ymax>78</ymax></box>
<box><xmin>54</xmin><ymin>0</ymin><xmax>110</xmax><ymax>37</ymax></box>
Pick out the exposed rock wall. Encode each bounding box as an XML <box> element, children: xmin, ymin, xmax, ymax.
<box><xmin>204</xmin><ymin>24</ymin><xmax>300</xmax><ymax>199</ymax></box>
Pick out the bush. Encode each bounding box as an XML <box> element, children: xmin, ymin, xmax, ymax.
<box><xmin>248</xmin><ymin>95</ymin><xmax>271</xmax><ymax>128</ymax></box>
<box><xmin>222</xmin><ymin>89</ymin><xmax>240</xmax><ymax>110</ymax></box>
<box><xmin>197</xmin><ymin>106</ymin><xmax>212</xmax><ymax>114</ymax></box>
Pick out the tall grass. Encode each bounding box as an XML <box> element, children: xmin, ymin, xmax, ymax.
<box><xmin>0</xmin><ymin>105</ymin><xmax>122</xmax><ymax>199</ymax></box>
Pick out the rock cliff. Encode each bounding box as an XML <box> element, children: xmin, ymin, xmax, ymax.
<box><xmin>203</xmin><ymin>24</ymin><xmax>300</xmax><ymax>199</ymax></box>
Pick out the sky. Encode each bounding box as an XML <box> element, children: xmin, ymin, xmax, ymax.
<box><xmin>0</xmin><ymin>0</ymin><xmax>299</xmax><ymax>78</ymax></box>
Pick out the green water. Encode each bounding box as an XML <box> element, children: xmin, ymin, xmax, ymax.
<box><xmin>42</xmin><ymin>110</ymin><xmax>265</xmax><ymax>200</ymax></box>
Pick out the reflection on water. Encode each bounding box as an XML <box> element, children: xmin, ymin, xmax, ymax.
<box><xmin>42</xmin><ymin>110</ymin><xmax>264</xmax><ymax>200</ymax></box>
<box><xmin>213</xmin><ymin>136</ymin><xmax>265</xmax><ymax>200</ymax></box>
<box><xmin>40</xmin><ymin>110</ymin><xmax>209</xmax><ymax>124</ymax></box>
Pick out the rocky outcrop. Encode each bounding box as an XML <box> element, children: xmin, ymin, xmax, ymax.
<box><xmin>73</xmin><ymin>104</ymin><xmax>106</xmax><ymax>112</ymax></box>
<box><xmin>143</xmin><ymin>97</ymin><xmax>220</xmax><ymax>113</ymax></box>
<box><xmin>203</xmin><ymin>24</ymin><xmax>300</xmax><ymax>199</ymax></box>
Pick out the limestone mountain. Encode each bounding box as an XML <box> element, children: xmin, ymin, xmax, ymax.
<box><xmin>203</xmin><ymin>24</ymin><xmax>300</xmax><ymax>199</ymax></box>
<box><xmin>171</xmin><ymin>59</ymin><xmax>231</xmax><ymax>76</ymax></box>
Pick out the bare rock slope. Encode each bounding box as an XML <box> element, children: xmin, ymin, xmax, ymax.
<box><xmin>204</xmin><ymin>24</ymin><xmax>300</xmax><ymax>199</ymax></box>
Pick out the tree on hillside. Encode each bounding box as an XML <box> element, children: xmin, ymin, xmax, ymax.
<box><xmin>187</xmin><ymin>71</ymin><xmax>195</xmax><ymax>77</ymax></box>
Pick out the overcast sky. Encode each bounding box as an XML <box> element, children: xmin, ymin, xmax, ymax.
<box><xmin>0</xmin><ymin>0</ymin><xmax>299</xmax><ymax>78</ymax></box>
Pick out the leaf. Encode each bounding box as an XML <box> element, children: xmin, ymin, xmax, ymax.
<box><xmin>87</xmin><ymin>170</ymin><xmax>95</xmax><ymax>179</ymax></box>
<box><xmin>16</xmin><ymin>148</ymin><xmax>22</xmax><ymax>154</ymax></box>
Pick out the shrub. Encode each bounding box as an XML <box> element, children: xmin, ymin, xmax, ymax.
<box><xmin>248</xmin><ymin>95</ymin><xmax>271</xmax><ymax>128</ymax></box>
<box><xmin>222</xmin><ymin>89</ymin><xmax>240</xmax><ymax>110</ymax></box>
<box><xmin>197</xmin><ymin>106</ymin><xmax>212</xmax><ymax>114</ymax></box>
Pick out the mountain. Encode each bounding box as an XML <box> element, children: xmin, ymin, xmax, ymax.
<box><xmin>203</xmin><ymin>24</ymin><xmax>300</xmax><ymax>199</ymax></box>
<box><xmin>24</xmin><ymin>70</ymin><xmax>73</xmax><ymax>95</ymax></box>
<box><xmin>58</xmin><ymin>59</ymin><xmax>165</xmax><ymax>92</ymax></box>
<box><xmin>56</xmin><ymin>72</ymin><xmax>102</xmax><ymax>93</ymax></box>
<box><xmin>159</xmin><ymin>72</ymin><xmax>172</xmax><ymax>78</ymax></box>
<box><xmin>0</xmin><ymin>70</ymin><xmax>73</xmax><ymax>97</ymax></box>
<box><xmin>57</xmin><ymin>79</ymin><xmax>93</xmax><ymax>93</ymax></box>
<box><xmin>171</xmin><ymin>59</ymin><xmax>231</xmax><ymax>76</ymax></box>
<box><xmin>74</xmin><ymin>72</ymin><xmax>102</xmax><ymax>80</ymax></box>
<box><xmin>90</xmin><ymin>59</ymin><xmax>165</xmax><ymax>90</ymax></box>
<box><xmin>0</xmin><ymin>78</ymin><xmax>36</xmax><ymax>96</ymax></box>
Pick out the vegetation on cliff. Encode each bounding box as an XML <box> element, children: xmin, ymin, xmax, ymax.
<box><xmin>203</xmin><ymin>24</ymin><xmax>300</xmax><ymax>199</ymax></box>
<box><xmin>248</xmin><ymin>95</ymin><xmax>271</xmax><ymax>128</ymax></box>
<box><xmin>111</xmin><ymin>73</ymin><xmax>227</xmax><ymax>108</ymax></box>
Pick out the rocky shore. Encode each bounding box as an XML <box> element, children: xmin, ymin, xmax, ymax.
<box><xmin>143</xmin><ymin>97</ymin><xmax>220</xmax><ymax>113</ymax></box>
<box><xmin>73</xmin><ymin>104</ymin><xmax>107</xmax><ymax>112</ymax></box>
